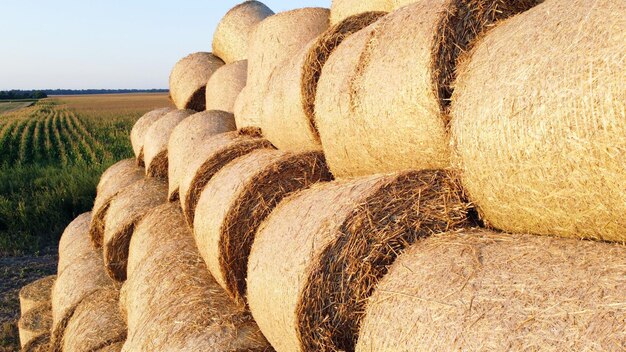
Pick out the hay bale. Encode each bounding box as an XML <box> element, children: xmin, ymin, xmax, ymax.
<box><xmin>315</xmin><ymin>0</ymin><xmax>541</xmax><ymax>178</ymax></box>
<box><xmin>451</xmin><ymin>0</ymin><xmax>625</xmax><ymax>241</ymax></box>
<box><xmin>103</xmin><ymin>178</ymin><xmax>167</xmax><ymax>282</ymax></box>
<box><xmin>194</xmin><ymin>149</ymin><xmax>331</xmax><ymax>305</ymax></box>
<box><xmin>51</xmin><ymin>244</ymin><xmax>114</xmax><ymax>352</ymax></box>
<box><xmin>205</xmin><ymin>60</ymin><xmax>248</xmax><ymax>113</ymax></box>
<box><xmin>122</xmin><ymin>203</ymin><xmax>270</xmax><ymax>351</ymax></box>
<box><xmin>62</xmin><ymin>287</ymin><xmax>126</xmax><ymax>352</ymax></box>
<box><xmin>236</xmin><ymin>7</ymin><xmax>330</xmax><ymax>130</ymax></box>
<box><xmin>22</xmin><ymin>333</ymin><xmax>50</xmax><ymax>352</ymax></box>
<box><xmin>212</xmin><ymin>1</ymin><xmax>274</xmax><ymax>64</ymax></box>
<box><xmin>169</xmin><ymin>52</ymin><xmax>224</xmax><ymax>111</ymax></box>
<box><xmin>357</xmin><ymin>229</ymin><xmax>626</xmax><ymax>351</ymax></box>
<box><xmin>330</xmin><ymin>0</ymin><xmax>390</xmax><ymax>24</ymax></box>
<box><xmin>260</xmin><ymin>12</ymin><xmax>386</xmax><ymax>152</ymax></box>
<box><xmin>143</xmin><ymin>109</ymin><xmax>194</xmax><ymax>178</ymax></box>
<box><xmin>167</xmin><ymin>110</ymin><xmax>236</xmax><ymax>201</ymax></box>
<box><xmin>247</xmin><ymin>170</ymin><xmax>470</xmax><ymax>351</ymax></box>
<box><xmin>90</xmin><ymin>159</ymin><xmax>144</xmax><ymax>247</ymax></box>
<box><xmin>178</xmin><ymin>131</ymin><xmax>273</xmax><ymax>226</ymax></box>
<box><xmin>130</xmin><ymin>108</ymin><xmax>173</xmax><ymax>165</ymax></box>
<box><xmin>58</xmin><ymin>212</ymin><xmax>93</xmax><ymax>275</ymax></box>
<box><xmin>19</xmin><ymin>275</ymin><xmax>55</xmax><ymax>316</ymax></box>
<box><xmin>18</xmin><ymin>303</ymin><xmax>51</xmax><ymax>349</ymax></box>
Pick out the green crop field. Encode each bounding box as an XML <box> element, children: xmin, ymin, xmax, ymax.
<box><xmin>0</xmin><ymin>94</ymin><xmax>171</xmax><ymax>254</ymax></box>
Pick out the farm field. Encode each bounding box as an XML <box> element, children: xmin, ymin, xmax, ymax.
<box><xmin>0</xmin><ymin>101</ymin><xmax>34</xmax><ymax>115</ymax></box>
<box><xmin>0</xmin><ymin>93</ymin><xmax>171</xmax><ymax>350</ymax></box>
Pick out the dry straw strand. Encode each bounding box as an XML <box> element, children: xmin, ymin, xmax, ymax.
<box><xmin>130</xmin><ymin>107</ymin><xmax>173</xmax><ymax>166</ymax></box>
<box><xmin>169</xmin><ymin>52</ymin><xmax>224</xmax><ymax>111</ymax></box>
<box><xmin>357</xmin><ymin>229</ymin><xmax>626</xmax><ymax>351</ymax></box>
<box><xmin>193</xmin><ymin>149</ymin><xmax>332</xmax><ymax>306</ymax></box>
<box><xmin>329</xmin><ymin>0</ymin><xmax>391</xmax><ymax>25</ymax></box>
<box><xmin>18</xmin><ymin>303</ymin><xmax>51</xmax><ymax>349</ymax></box>
<box><xmin>103</xmin><ymin>178</ymin><xmax>167</xmax><ymax>282</ymax></box>
<box><xmin>205</xmin><ymin>60</ymin><xmax>248</xmax><ymax>114</ymax></box>
<box><xmin>19</xmin><ymin>275</ymin><xmax>55</xmax><ymax>316</ymax></box>
<box><xmin>451</xmin><ymin>0</ymin><xmax>626</xmax><ymax>241</ymax></box>
<box><xmin>57</xmin><ymin>212</ymin><xmax>93</xmax><ymax>276</ymax></box>
<box><xmin>90</xmin><ymin>159</ymin><xmax>144</xmax><ymax>247</ymax></box>
<box><xmin>260</xmin><ymin>11</ymin><xmax>386</xmax><ymax>152</ymax></box>
<box><xmin>177</xmin><ymin>131</ymin><xmax>273</xmax><ymax>226</ymax></box>
<box><xmin>122</xmin><ymin>203</ymin><xmax>270</xmax><ymax>351</ymax></box>
<box><xmin>236</xmin><ymin>7</ymin><xmax>330</xmax><ymax>129</ymax></box>
<box><xmin>316</xmin><ymin>0</ymin><xmax>541</xmax><ymax>178</ymax></box>
<box><xmin>212</xmin><ymin>1</ymin><xmax>274</xmax><ymax>64</ymax></box>
<box><xmin>167</xmin><ymin>110</ymin><xmax>236</xmax><ymax>200</ymax></box>
<box><xmin>248</xmin><ymin>170</ymin><xmax>470</xmax><ymax>351</ymax></box>
<box><xmin>143</xmin><ymin>109</ymin><xmax>194</xmax><ymax>178</ymax></box>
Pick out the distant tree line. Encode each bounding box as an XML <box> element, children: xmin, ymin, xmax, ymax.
<box><xmin>0</xmin><ymin>89</ymin><xmax>169</xmax><ymax>100</ymax></box>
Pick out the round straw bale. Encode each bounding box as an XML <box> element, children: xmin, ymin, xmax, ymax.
<box><xmin>58</xmin><ymin>212</ymin><xmax>93</xmax><ymax>275</ymax></box>
<box><xmin>169</xmin><ymin>52</ymin><xmax>225</xmax><ymax>111</ymax></box>
<box><xmin>194</xmin><ymin>149</ymin><xmax>332</xmax><ymax>305</ymax></box>
<box><xmin>316</xmin><ymin>0</ymin><xmax>541</xmax><ymax>178</ymax></box>
<box><xmin>330</xmin><ymin>0</ymin><xmax>390</xmax><ymax>25</ymax></box>
<box><xmin>19</xmin><ymin>275</ymin><xmax>55</xmax><ymax>316</ymax></box>
<box><xmin>18</xmin><ymin>303</ymin><xmax>51</xmax><ymax>349</ymax></box>
<box><xmin>103</xmin><ymin>178</ymin><xmax>167</xmax><ymax>282</ymax></box>
<box><xmin>51</xmin><ymin>246</ymin><xmax>115</xmax><ymax>352</ymax></box>
<box><xmin>451</xmin><ymin>0</ymin><xmax>626</xmax><ymax>242</ymax></box>
<box><xmin>237</xmin><ymin>7</ymin><xmax>330</xmax><ymax>130</ymax></box>
<box><xmin>22</xmin><ymin>333</ymin><xmax>50</xmax><ymax>352</ymax></box>
<box><xmin>178</xmin><ymin>131</ymin><xmax>273</xmax><ymax>226</ymax></box>
<box><xmin>122</xmin><ymin>203</ymin><xmax>270</xmax><ymax>351</ymax></box>
<box><xmin>212</xmin><ymin>1</ymin><xmax>274</xmax><ymax>64</ymax></box>
<box><xmin>143</xmin><ymin>109</ymin><xmax>194</xmax><ymax>178</ymax></box>
<box><xmin>99</xmin><ymin>342</ymin><xmax>125</xmax><ymax>352</ymax></box>
<box><xmin>91</xmin><ymin>159</ymin><xmax>145</xmax><ymax>248</ymax></box>
<box><xmin>130</xmin><ymin>108</ymin><xmax>173</xmax><ymax>165</ymax></box>
<box><xmin>260</xmin><ymin>12</ymin><xmax>386</xmax><ymax>152</ymax></box>
<box><xmin>205</xmin><ymin>60</ymin><xmax>248</xmax><ymax>113</ymax></box>
<box><xmin>167</xmin><ymin>110</ymin><xmax>236</xmax><ymax>201</ymax></box>
<box><xmin>248</xmin><ymin>170</ymin><xmax>470</xmax><ymax>351</ymax></box>
<box><xmin>357</xmin><ymin>229</ymin><xmax>626</xmax><ymax>351</ymax></box>
<box><xmin>62</xmin><ymin>288</ymin><xmax>126</xmax><ymax>352</ymax></box>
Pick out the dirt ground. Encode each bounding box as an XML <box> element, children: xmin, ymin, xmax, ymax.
<box><xmin>0</xmin><ymin>248</ymin><xmax>57</xmax><ymax>351</ymax></box>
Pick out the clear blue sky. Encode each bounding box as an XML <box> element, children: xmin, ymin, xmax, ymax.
<box><xmin>0</xmin><ymin>0</ymin><xmax>329</xmax><ymax>90</ymax></box>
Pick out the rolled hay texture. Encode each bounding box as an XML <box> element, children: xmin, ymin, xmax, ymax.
<box><xmin>205</xmin><ymin>60</ymin><xmax>248</xmax><ymax>113</ymax></box>
<box><xmin>212</xmin><ymin>1</ymin><xmax>274</xmax><ymax>64</ymax></box>
<box><xmin>178</xmin><ymin>131</ymin><xmax>273</xmax><ymax>226</ymax></box>
<box><xmin>357</xmin><ymin>229</ymin><xmax>626</xmax><ymax>351</ymax></box>
<box><xmin>90</xmin><ymin>159</ymin><xmax>145</xmax><ymax>248</ymax></box>
<box><xmin>58</xmin><ymin>212</ymin><xmax>93</xmax><ymax>275</ymax></box>
<box><xmin>103</xmin><ymin>178</ymin><xmax>167</xmax><ymax>282</ymax></box>
<box><xmin>248</xmin><ymin>170</ymin><xmax>470</xmax><ymax>352</ymax></box>
<box><xmin>19</xmin><ymin>275</ymin><xmax>55</xmax><ymax>316</ymax></box>
<box><xmin>169</xmin><ymin>52</ymin><xmax>225</xmax><ymax>111</ymax></box>
<box><xmin>18</xmin><ymin>303</ymin><xmax>51</xmax><ymax>349</ymax></box>
<box><xmin>51</xmin><ymin>244</ymin><xmax>115</xmax><ymax>352</ymax></box>
<box><xmin>194</xmin><ymin>149</ymin><xmax>332</xmax><ymax>306</ymax></box>
<box><xmin>236</xmin><ymin>7</ymin><xmax>330</xmax><ymax>130</ymax></box>
<box><xmin>143</xmin><ymin>109</ymin><xmax>194</xmax><ymax>178</ymax></box>
<box><xmin>330</xmin><ymin>0</ymin><xmax>390</xmax><ymax>25</ymax></box>
<box><xmin>315</xmin><ymin>0</ymin><xmax>541</xmax><ymax>178</ymax></box>
<box><xmin>62</xmin><ymin>288</ymin><xmax>126</xmax><ymax>352</ymax></box>
<box><xmin>167</xmin><ymin>110</ymin><xmax>237</xmax><ymax>201</ymax></box>
<box><xmin>130</xmin><ymin>107</ymin><xmax>173</xmax><ymax>165</ymax></box>
<box><xmin>260</xmin><ymin>12</ymin><xmax>386</xmax><ymax>152</ymax></box>
<box><xmin>451</xmin><ymin>0</ymin><xmax>626</xmax><ymax>242</ymax></box>
<box><xmin>22</xmin><ymin>333</ymin><xmax>50</xmax><ymax>352</ymax></box>
<box><xmin>122</xmin><ymin>203</ymin><xmax>270</xmax><ymax>351</ymax></box>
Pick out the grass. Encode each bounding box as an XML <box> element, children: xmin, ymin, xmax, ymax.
<box><xmin>0</xmin><ymin>94</ymin><xmax>172</xmax><ymax>255</ymax></box>
<box><xmin>0</xmin><ymin>101</ymin><xmax>35</xmax><ymax>115</ymax></box>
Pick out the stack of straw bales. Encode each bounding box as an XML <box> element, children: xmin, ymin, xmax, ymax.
<box><xmin>167</xmin><ymin>110</ymin><xmax>236</xmax><ymax>200</ymax></box>
<box><xmin>235</xmin><ymin>7</ymin><xmax>330</xmax><ymax>130</ymax></box>
<box><xmin>451</xmin><ymin>0</ymin><xmax>626</xmax><ymax>241</ymax></box>
<box><xmin>193</xmin><ymin>149</ymin><xmax>332</xmax><ymax>306</ymax></box>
